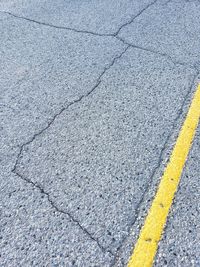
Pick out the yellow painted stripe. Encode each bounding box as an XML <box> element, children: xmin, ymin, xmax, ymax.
<box><xmin>128</xmin><ymin>83</ymin><xmax>200</xmax><ymax>267</ymax></box>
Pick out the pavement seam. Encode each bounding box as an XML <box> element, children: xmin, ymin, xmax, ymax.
<box><xmin>111</xmin><ymin>69</ymin><xmax>200</xmax><ymax>266</ymax></box>
<box><xmin>0</xmin><ymin>0</ymin><xmax>157</xmax><ymax>37</ymax></box>
<box><xmin>11</xmin><ymin>45</ymin><xmax>130</xmax><ymax>256</ymax></box>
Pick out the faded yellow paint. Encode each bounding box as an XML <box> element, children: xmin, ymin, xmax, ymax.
<box><xmin>128</xmin><ymin>83</ymin><xmax>200</xmax><ymax>267</ymax></box>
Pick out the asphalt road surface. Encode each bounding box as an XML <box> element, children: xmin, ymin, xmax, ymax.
<box><xmin>0</xmin><ymin>0</ymin><xmax>200</xmax><ymax>266</ymax></box>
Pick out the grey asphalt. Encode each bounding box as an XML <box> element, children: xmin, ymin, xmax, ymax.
<box><xmin>0</xmin><ymin>0</ymin><xmax>199</xmax><ymax>266</ymax></box>
<box><xmin>155</xmin><ymin>126</ymin><xmax>200</xmax><ymax>267</ymax></box>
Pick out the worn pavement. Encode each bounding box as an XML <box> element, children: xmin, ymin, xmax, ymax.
<box><xmin>0</xmin><ymin>0</ymin><xmax>200</xmax><ymax>266</ymax></box>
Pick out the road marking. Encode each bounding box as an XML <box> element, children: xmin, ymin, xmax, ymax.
<box><xmin>128</xmin><ymin>83</ymin><xmax>200</xmax><ymax>267</ymax></box>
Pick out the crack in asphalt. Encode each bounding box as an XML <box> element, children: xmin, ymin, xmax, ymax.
<box><xmin>3</xmin><ymin>0</ymin><xmax>199</xmax><ymax>262</ymax></box>
<box><xmin>2</xmin><ymin>3</ymin><xmax>199</xmax><ymax>73</ymax></box>
<box><xmin>0</xmin><ymin>0</ymin><xmax>157</xmax><ymax>37</ymax></box>
<box><xmin>11</xmin><ymin>45</ymin><xmax>130</xmax><ymax>256</ymax></box>
<box><xmin>0</xmin><ymin>11</ymin><xmax>111</xmax><ymax>37</ymax></box>
<box><xmin>12</xmin><ymin>44</ymin><xmax>129</xmax><ymax>172</ymax></box>
<box><xmin>116</xmin><ymin>36</ymin><xmax>198</xmax><ymax>69</ymax></box>
<box><xmin>8</xmin><ymin>33</ymin><xmax>199</xmax><ymax>263</ymax></box>
<box><xmin>111</xmin><ymin>70</ymin><xmax>200</xmax><ymax>266</ymax></box>
<box><xmin>2</xmin><ymin>0</ymin><xmax>198</xmax><ymax>71</ymax></box>
<box><xmin>113</xmin><ymin>0</ymin><xmax>158</xmax><ymax>36</ymax></box>
<box><xmin>14</xmin><ymin>170</ymin><xmax>114</xmax><ymax>256</ymax></box>
<box><xmin>11</xmin><ymin>37</ymin><xmax>199</xmax><ymax>263</ymax></box>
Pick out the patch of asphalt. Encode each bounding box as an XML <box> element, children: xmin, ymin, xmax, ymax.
<box><xmin>0</xmin><ymin>11</ymin><xmax>128</xmax><ymax>262</ymax></box>
<box><xmin>14</xmin><ymin>46</ymin><xmax>197</xmax><ymax>258</ymax></box>
<box><xmin>12</xmin><ymin>46</ymin><xmax>130</xmax><ymax>256</ymax></box>
<box><xmin>1</xmin><ymin>1</ymin><xmax>199</xmax><ymax>265</ymax></box>
<box><xmin>0</xmin><ymin>11</ymin><xmax>126</xmax><ymax>176</ymax></box>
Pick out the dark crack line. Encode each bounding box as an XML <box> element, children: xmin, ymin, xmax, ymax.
<box><xmin>116</xmin><ymin>36</ymin><xmax>196</xmax><ymax>69</ymax></box>
<box><xmin>111</xmin><ymin>70</ymin><xmax>199</xmax><ymax>266</ymax></box>
<box><xmin>0</xmin><ymin>0</ymin><xmax>157</xmax><ymax>38</ymax></box>
<box><xmin>2</xmin><ymin>0</ymin><xmax>198</xmax><ymax>261</ymax></box>
<box><xmin>0</xmin><ymin>11</ymin><xmax>112</xmax><ymax>37</ymax></box>
<box><xmin>12</xmin><ymin>45</ymin><xmax>129</xmax><ymax>171</ymax></box>
<box><xmin>2</xmin><ymin>2</ymin><xmax>197</xmax><ymax>72</ymax></box>
<box><xmin>0</xmin><ymin>3</ymin><xmax>197</xmax><ymax>71</ymax></box>
<box><xmin>14</xmin><ymin>170</ymin><xmax>114</xmax><ymax>256</ymax></box>
<box><xmin>11</xmin><ymin>45</ymin><xmax>130</xmax><ymax>256</ymax></box>
<box><xmin>113</xmin><ymin>0</ymin><xmax>158</xmax><ymax>36</ymax></box>
<box><xmin>2</xmin><ymin>1</ymin><xmax>198</xmax><ymax>72</ymax></box>
<box><xmin>0</xmin><ymin>11</ymin><xmax>113</xmax><ymax>36</ymax></box>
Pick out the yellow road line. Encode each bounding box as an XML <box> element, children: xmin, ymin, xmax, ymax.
<box><xmin>128</xmin><ymin>83</ymin><xmax>200</xmax><ymax>267</ymax></box>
